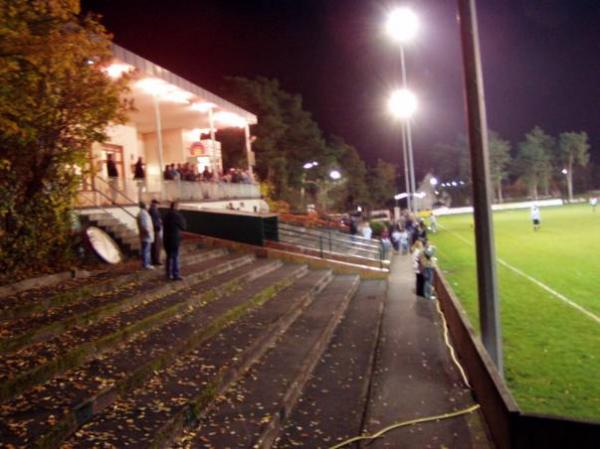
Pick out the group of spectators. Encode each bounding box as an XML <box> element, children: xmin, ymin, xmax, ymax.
<box><xmin>136</xmin><ymin>199</ymin><xmax>186</xmax><ymax>281</ymax></box>
<box><xmin>163</xmin><ymin>163</ymin><xmax>253</xmax><ymax>184</ymax></box>
<box><xmin>350</xmin><ymin>210</ymin><xmax>438</xmax><ymax>301</ymax></box>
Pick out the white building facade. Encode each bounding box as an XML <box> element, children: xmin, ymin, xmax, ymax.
<box><xmin>79</xmin><ymin>44</ymin><xmax>261</xmax><ymax>209</ymax></box>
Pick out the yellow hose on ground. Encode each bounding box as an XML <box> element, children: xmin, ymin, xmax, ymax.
<box><xmin>327</xmin><ymin>289</ymin><xmax>479</xmax><ymax>449</ymax></box>
<box><xmin>327</xmin><ymin>404</ymin><xmax>481</xmax><ymax>449</ymax></box>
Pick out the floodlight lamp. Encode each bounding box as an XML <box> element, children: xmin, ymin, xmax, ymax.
<box><xmin>329</xmin><ymin>170</ymin><xmax>342</xmax><ymax>180</ymax></box>
<box><xmin>303</xmin><ymin>162</ymin><xmax>314</xmax><ymax>169</ymax></box>
<box><xmin>388</xmin><ymin>89</ymin><xmax>417</xmax><ymax>120</ymax></box>
<box><xmin>561</xmin><ymin>168</ymin><xmax>568</xmax><ymax>175</ymax></box>
<box><xmin>451</xmin><ymin>181</ymin><xmax>458</xmax><ymax>187</ymax></box>
<box><xmin>430</xmin><ymin>177</ymin><xmax>438</xmax><ymax>186</ymax></box>
<box><xmin>386</xmin><ymin>7</ymin><xmax>419</xmax><ymax>44</ymax></box>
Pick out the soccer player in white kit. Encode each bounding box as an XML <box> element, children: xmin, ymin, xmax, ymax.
<box><xmin>531</xmin><ymin>205</ymin><xmax>541</xmax><ymax>231</ymax></box>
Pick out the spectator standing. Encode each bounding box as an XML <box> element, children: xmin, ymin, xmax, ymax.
<box><xmin>172</xmin><ymin>164</ymin><xmax>181</xmax><ymax>181</ymax></box>
<box><xmin>412</xmin><ymin>240</ymin><xmax>425</xmax><ymax>297</ymax></box>
<box><xmin>163</xmin><ymin>201</ymin><xmax>187</xmax><ymax>281</ymax></box>
<box><xmin>416</xmin><ymin>219</ymin><xmax>428</xmax><ymax>243</ymax></box>
<box><xmin>400</xmin><ymin>228</ymin><xmax>409</xmax><ymax>255</ymax></box>
<box><xmin>149</xmin><ymin>199</ymin><xmax>163</xmax><ymax>266</ymax></box>
<box><xmin>361</xmin><ymin>221</ymin><xmax>373</xmax><ymax>240</ymax></box>
<box><xmin>380</xmin><ymin>227</ymin><xmax>392</xmax><ymax>258</ymax></box>
<box><xmin>106</xmin><ymin>153</ymin><xmax>119</xmax><ymax>204</ymax></box>
<box><xmin>420</xmin><ymin>241</ymin><xmax>437</xmax><ymax>300</ymax></box>
<box><xmin>133</xmin><ymin>157</ymin><xmax>146</xmax><ymax>201</ymax></box>
<box><xmin>590</xmin><ymin>197</ymin><xmax>597</xmax><ymax>212</ymax></box>
<box><xmin>136</xmin><ymin>202</ymin><xmax>154</xmax><ymax>269</ymax></box>
<box><xmin>350</xmin><ymin>216</ymin><xmax>358</xmax><ymax>241</ymax></box>
<box><xmin>164</xmin><ymin>164</ymin><xmax>173</xmax><ymax>180</ymax></box>
<box><xmin>391</xmin><ymin>225</ymin><xmax>401</xmax><ymax>253</ymax></box>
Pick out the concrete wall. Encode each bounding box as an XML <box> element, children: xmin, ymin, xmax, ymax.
<box><xmin>182</xmin><ymin>199</ymin><xmax>269</xmax><ymax>214</ymax></box>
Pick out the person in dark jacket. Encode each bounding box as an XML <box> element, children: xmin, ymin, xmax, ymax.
<box><xmin>163</xmin><ymin>201</ymin><xmax>186</xmax><ymax>280</ymax></box>
<box><xmin>149</xmin><ymin>199</ymin><xmax>163</xmax><ymax>266</ymax></box>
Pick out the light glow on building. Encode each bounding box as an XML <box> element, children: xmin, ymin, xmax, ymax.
<box><xmin>104</xmin><ymin>63</ymin><xmax>135</xmax><ymax>79</ymax></box>
<box><xmin>191</xmin><ymin>102</ymin><xmax>217</xmax><ymax>112</ymax></box>
<box><xmin>213</xmin><ymin>111</ymin><xmax>247</xmax><ymax>128</ymax></box>
<box><xmin>135</xmin><ymin>78</ymin><xmax>194</xmax><ymax>104</ymax></box>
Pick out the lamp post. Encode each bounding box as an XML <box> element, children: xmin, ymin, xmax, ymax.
<box><xmin>388</xmin><ymin>88</ymin><xmax>418</xmax><ymax>210</ymax></box>
<box><xmin>300</xmin><ymin>161</ymin><xmax>319</xmax><ymax>211</ymax></box>
<box><xmin>458</xmin><ymin>0</ymin><xmax>503</xmax><ymax>374</ymax></box>
<box><xmin>386</xmin><ymin>7</ymin><xmax>419</xmax><ymax>212</ymax></box>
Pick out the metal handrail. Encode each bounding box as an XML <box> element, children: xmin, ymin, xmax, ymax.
<box><xmin>94</xmin><ymin>176</ymin><xmax>139</xmax><ymax>206</ymax></box>
<box><xmin>77</xmin><ymin>191</ymin><xmax>136</xmax><ymax>229</ymax></box>
<box><xmin>81</xmin><ymin>177</ymin><xmax>137</xmax><ymax>220</ymax></box>
<box><xmin>276</xmin><ymin>226</ymin><xmax>381</xmax><ymax>253</ymax></box>
<box><xmin>278</xmin><ymin>222</ymin><xmax>379</xmax><ymax>247</ymax></box>
<box><xmin>265</xmin><ymin>222</ymin><xmax>388</xmax><ymax>268</ymax></box>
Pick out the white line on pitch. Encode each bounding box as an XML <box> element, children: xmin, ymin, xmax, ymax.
<box><xmin>437</xmin><ymin>224</ymin><xmax>600</xmax><ymax>326</ymax></box>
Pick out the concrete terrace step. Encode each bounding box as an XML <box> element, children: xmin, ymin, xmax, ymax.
<box><xmin>273</xmin><ymin>279</ymin><xmax>387</xmax><ymax>449</ymax></box>
<box><xmin>0</xmin><ymin>254</ymin><xmax>262</xmax><ymax>402</ymax></box>
<box><xmin>62</xmin><ymin>269</ymin><xmax>334</xmax><ymax>449</ymax></box>
<box><xmin>0</xmin><ymin>246</ymin><xmax>225</xmax><ymax>322</ymax></box>
<box><xmin>173</xmin><ymin>274</ymin><xmax>361</xmax><ymax>449</ymax></box>
<box><xmin>0</xmin><ymin>249</ymin><xmax>238</xmax><ymax>355</ymax></box>
<box><xmin>0</xmin><ymin>261</ymin><xmax>305</xmax><ymax>449</ymax></box>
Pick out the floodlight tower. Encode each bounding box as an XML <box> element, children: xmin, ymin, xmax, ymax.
<box><xmin>386</xmin><ymin>7</ymin><xmax>419</xmax><ymax>211</ymax></box>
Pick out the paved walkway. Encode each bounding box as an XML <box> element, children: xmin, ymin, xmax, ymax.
<box><xmin>363</xmin><ymin>254</ymin><xmax>494</xmax><ymax>448</ymax></box>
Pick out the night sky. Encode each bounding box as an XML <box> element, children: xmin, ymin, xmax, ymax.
<box><xmin>83</xmin><ymin>0</ymin><xmax>600</xmax><ymax>180</ymax></box>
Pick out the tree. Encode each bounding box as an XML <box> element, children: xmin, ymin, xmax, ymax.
<box><xmin>326</xmin><ymin>136</ymin><xmax>370</xmax><ymax>211</ymax></box>
<box><xmin>516</xmin><ymin>126</ymin><xmax>555</xmax><ymax>199</ymax></box>
<box><xmin>222</xmin><ymin>77</ymin><xmax>330</xmax><ymax>205</ymax></box>
<box><xmin>488</xmin><ymin>131</ymin><xmax>511</xmax><ymax>203</ymax></box>
<box><xmin>558</xmin><ymin>131</ymin><xmax>590</xmax><ymax>201</ymax></box>
<box><xmin>431</xmin><ymin>134</ymin><xmax>471</xmax><ymax>184</ymax></box>
<box><xmin>0</xmin><ymin>1</ymin><xmax>130</xmax><ymax>275</ymax></box>
<box><xmin>367</xmin><ymin>159</ymin><xmax>397</xmax><ymax>208</ymax></box>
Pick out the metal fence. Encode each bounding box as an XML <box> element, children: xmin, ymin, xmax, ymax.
<box><xmin>76</xmin><ymin>178</ymin><xmax>260</xmax><ymax>207</ymax></box>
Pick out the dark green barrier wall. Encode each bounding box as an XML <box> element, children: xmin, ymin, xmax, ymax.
<box><xmin>162</xmin><ymin>208</ymin><xmax>279</xmax><ymax>246</ymax></box>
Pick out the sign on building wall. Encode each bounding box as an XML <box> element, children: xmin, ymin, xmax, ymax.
<box><xmin>189</xmin><ymin>141</ymin><xmax>206</xmax><ymax>157</ymax></box>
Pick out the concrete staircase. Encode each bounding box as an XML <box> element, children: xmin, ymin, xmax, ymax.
<box><xmin>78</xmin><ymin>208</ymin><xmax>141</xmax><ymax>255</ymax></box>
<box><xmin>0</xmin><ymin>245</ymin><xmax>389</xmax><ymax>449</ymax></box>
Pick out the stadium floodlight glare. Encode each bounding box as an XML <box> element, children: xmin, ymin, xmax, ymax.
<box><xmin>388</xmin><ymin>88</ymin><xmax>417</xmax><ymax>120</ymax></box>
<box><xmin>451</xmin><ymin>181</ymin><xmax>458</xmax><ymax>187</ymax></box>
<box><xmin>430</xmin><ymin>177</ymin><xmax>438</xmax><ymax>186</ymax></box>
<box><xmin>303</xmin><ymin>161</ymin><xmax>319</xmax><ymax>169</ymax></box>
<box><xmin>329</xmin><ymin>169</ymin><xmax>342</xmax><ymax>180</ymax></box>
<box><xmin>561</xmin><ymin>168</ymin><xmax>568</xmax><ymax>175</ymax></box>
<box><xmin>386</xmin><ymin>7</ymin><xmax>419</xmax><ymax>44</ymax></box>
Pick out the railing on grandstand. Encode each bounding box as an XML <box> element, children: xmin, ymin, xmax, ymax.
<box><xmin>77</xmin><ymin>177</ymin><xmax>261</xmax><ymax>207</ymax></box>
<box><xmin>76</xmin><ymin>176</ymin><xmax>137</xmax><ymax>219</ymax></box>
<box><xmin>161</xmin><ymin>180</ymin><xmax>260</xmax><ymax>202</ymax></box>
<box><xmin>264</xmin><ymin>222</ymin><xmax>389</xmax><ymax>269</ymax></box>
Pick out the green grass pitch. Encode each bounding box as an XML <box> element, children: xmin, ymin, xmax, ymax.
<box><xmin>432</xmin><ymin>204</ymin><xmax>600</xmax><ymax>420</ymax></box>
